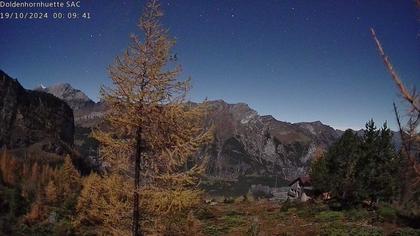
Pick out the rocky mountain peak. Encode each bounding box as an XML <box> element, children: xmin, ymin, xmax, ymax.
<box><xmin>0</xmin><ymin>70</ymin><xmax>74</xmax><ymax>154</ymax></box>
<box><xmin>198</xmin><ymin>99</ymin><xmax>341</xmax><ymax>181</ymax></box>
<box><xmin>35</xmin><ymin>83</ymin><xmax>105</xmax><ymax>127</ymax></box>
<box><xmin>35</xmin><ymin>83</ymin><xmax>93</xmax><ymax>104</ymax></box>
<box><xmin>207</xmin><ymin>100</ymin><xmax>259</xmax><ymax>124</ymax></box>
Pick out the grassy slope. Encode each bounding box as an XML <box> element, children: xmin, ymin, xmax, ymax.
<box><xmin>194</xmin><ymin>200</ymin><xmax>420</xmax><ymax>236</ymax></box>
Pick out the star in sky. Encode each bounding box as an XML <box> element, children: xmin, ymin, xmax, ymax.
<box><xmin>0</xmin><ymin>0</ymin><xmax>418</xmax><ymax>130</ymax></box>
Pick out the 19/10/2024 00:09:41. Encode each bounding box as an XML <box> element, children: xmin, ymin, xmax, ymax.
<box><xmin>0</xmin><ymin>12</ymin><xmax>91</xmax><ymax>20</ymax></box>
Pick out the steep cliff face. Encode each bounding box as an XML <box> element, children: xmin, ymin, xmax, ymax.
<box><xmin>201</xmin><ymin>100</ymin><xmax>340</xmax><ymax>180</ymax></box>
<box><xmin>0</xmin><ymin>70</ymin><xmax>74</xmax><ymax>154</ymax></box>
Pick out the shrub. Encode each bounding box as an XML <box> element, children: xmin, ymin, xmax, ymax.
<box><xmin>194</xmin><ymin>207</ymin><xmax>215</xmax><ymax>220</ymax></box>
<box><xmin>345</xmin><ymin>208</ymin><xmax>371</xmax><ymax>222</ymax></box>
<box><xmin>202</xmin><ymin>212</ymin><xmax>246</xmax><ymax>235</ymax></box>
<box><xmin>203</xmin><ymin>224</ymin><xmax>224</xmax><ymax>236</ymax></box>
<box><xmin>350</xmin><ymin>227</ymin><xmax>384</xmax><ymax>236</ymax></box>
<box><xmin>223</xmin><ymin>197</ymin><xmax>234</xmax><ymax>204</ymax></box>
<box><xmin>287</xmin><ymin>207</ymin><xmax>298</xmax><ymax>215</ymax></box>
<box><xmin>395</xmin><ymin>207</ymin><xmax>420</xmax><ymax>229</ymax></box>
<box><xmin>320</xmin><ymin>223</ymin><xmax>347</xmax><ymax>236</ymax></box>
<box><xmin>315</xmin><ymin>211</ymin><xmax>345</xmax><ymax>222</ymax></box>
<box><xmin>235</xmin><ymin>196</ymin><xmax>246</xmax><ymax>203</ymax></box>
<box><xmin>297</xmin><ymin>203</ymin><xmax>329</xmax><ymax>219</ymax></box>
<box><xmin>250</xmin><ymin>184</ymin><xmax>273</xmax><ymax>199</ymax></box>
<box><xmin>328</xmin><ymin>199</ymin><xmax>343</xmax><ymax>211</ymax></box>
<box><xmin>220</xmin><ymin>214</ymin><xmax>246</xmax><ymax>228</ymax></box>
<box><xmin>245</xmin><ymin>192</ymin><xmax>255</xmax><ymax>202</ymax></box>
<box><xmin>297</xmin><ymin>208</ymin><xmax>314</xmax><ymax>219</ymax></box>
<box><xmin>377</xmin><ymin>205</ymin><xmax>398</xmax><ymax>223</ymax></box>
<box><xmin>280</xmin><ymin>200</ymin><xmax>305</xmax><ymax>212</ymax></box>
<box><xmin>390</xmin><ymin>227</ymin><xmax>420</xmax><ymax>236</ymax></box>
<box><xmin>320</xmin><ymin>222</ymin><xmax>383</xmax><ymax>236</ymax></box>
<box><xmin>52</xmin><ymin>219</ymin><xmax>74</xmax><ymax>235</ymax></box>
<box><xmin>246</xmin><ymin>217</ymin><xmax>260</xmax><ymax>236</ymax></box>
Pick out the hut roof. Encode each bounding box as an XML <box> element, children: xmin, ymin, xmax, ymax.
<box><xmin>288</xmin><ymin>176</ymin><xmax>312</xmax><ymax>187</ymax></box>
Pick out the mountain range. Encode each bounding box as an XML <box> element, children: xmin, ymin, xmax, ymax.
<box><xmin>32</xmin><ymin>80</ymin><xmax>342</xmax><ymax>180</ymax></box>
<box><xmin>0</xmin><ymin>70</ymin><xmax>401</xmax><ymax>182</ymax></box>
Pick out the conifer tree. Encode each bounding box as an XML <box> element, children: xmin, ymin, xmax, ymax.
<box><xmin>357</xmin><ymin>120</ymin><xmax>380</xmax><ymax>202</ymax></box>
<box><xmin>45</xmin><ymin>180</ymin><xmax>58</xmax><ymax>204</ymax></box>
<box><xmin>377</xmin><ymin>123</ymin><xmax>400</xmax><ymax>201</ymax></box>
<box><xmin>0</xmin><ymin>151</ymin><xmax>19</xmax><ymax>185</ymax></box>
<box><xmin>60</xmin><ymin>155</ymin><xmax>81</xmax><ymax>193</ymax></box>
<box><xmin>0</xmin><ymin>150</ymin><xmax>6</xmax><ymax>178</ymax></box>
<box><xmin>53</xmin><ymin>155</ymin><xmax>81</xmax><ymax>211</ymax></box>
<box><xmin>359</xmin><ymin>121</ymin><xmax>400</xmax><ymax>204</ymax></box>
<box><xmin>310</xmin><ymin>155</ymin><xmax>329</xmax><ymax>194</ymax></box>
<box><xmin>29</xmin><ymin>162</ymin><xmax>40</xmax><ymax>186</ymax></box>
<box><xmin>92</xmin><ymin>0</ymin><xmax>211</xmax><ymax>234</ymax></box>
<box><xmin>326</xmin><ymin>130</ymin><xmax>361</xmax><ymax>204</ymax></box>
<box><xmin>312</xmin><ymin>120</ymin><xmax>401</xmax><ymax>206</ymax></box>
<box><xmin>75</xmin><ymin>173</ymin><xmax>132</xmax><ymax>235</ymax></box>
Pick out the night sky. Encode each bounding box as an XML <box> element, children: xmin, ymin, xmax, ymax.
<box><xmin>0</xmin><ymin>0</ymin><xmax>418</xmax><ymax>130</ymax></box>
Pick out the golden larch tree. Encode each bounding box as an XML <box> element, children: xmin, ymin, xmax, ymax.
<box><xmin>75</xmin><ymin>173</ymin><xmax>132</xmax><ymax>235</ymax></box>
<box><xmin>91</xmin><ymin>0</ymin><xmax>211</xmax><ymax>235</ymax></box>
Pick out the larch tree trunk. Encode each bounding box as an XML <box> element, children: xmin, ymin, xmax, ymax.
<box><xmin>133</xmin><ymin>126</ymin><xmax>142</xmax><ymax>236</ymax></box>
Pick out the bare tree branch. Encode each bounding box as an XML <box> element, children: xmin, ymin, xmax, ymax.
<box><xmin>370</xmin><ymin>28</ymin><xmax>420</xmax><ymax>112</ymax></box>
<box><xmin>371</xmin><ymin>28</ymin><xmax>420</xmax><ymax>182</ymax></box>
<box><xmin>394</xmin><ymin>102</ymin><xmax>420</xmax><ymax>175</ymax></box>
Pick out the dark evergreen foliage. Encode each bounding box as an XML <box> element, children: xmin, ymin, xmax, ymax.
<box><xmin>311</xmin><ymin>120</ymin><xmax>401</xmax><ymax>206</ymax></box>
